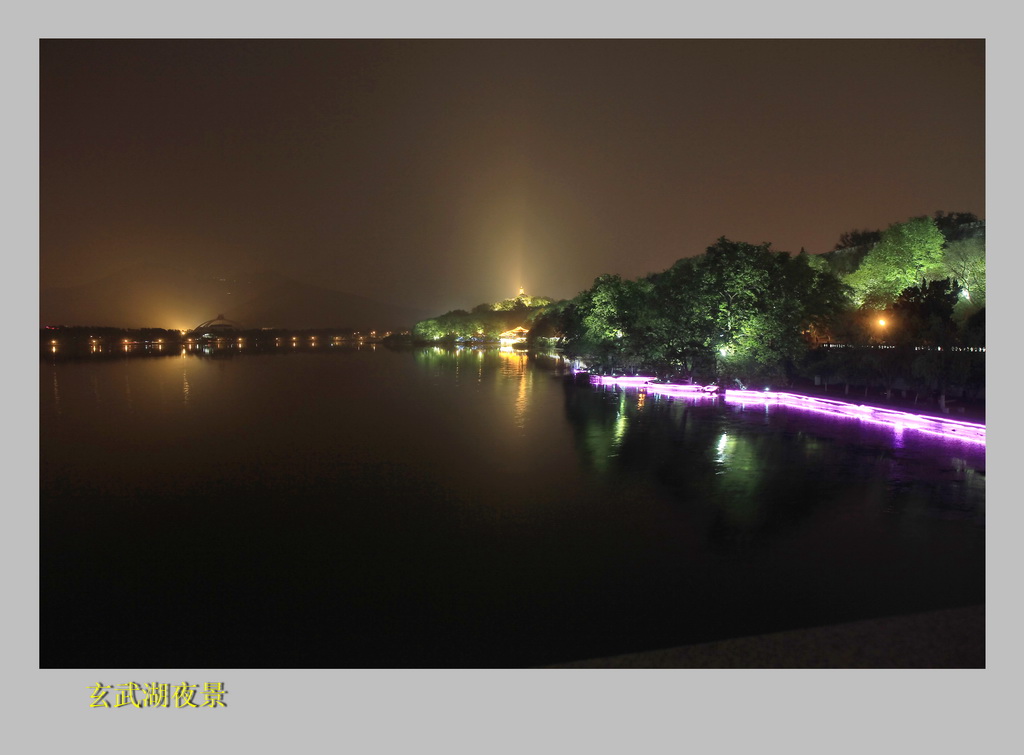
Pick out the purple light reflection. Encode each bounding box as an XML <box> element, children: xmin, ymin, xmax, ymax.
<box><xmin>590</xmin><ymin>376</ymin><xmax>985</xmax><ymax>446</ymax></box>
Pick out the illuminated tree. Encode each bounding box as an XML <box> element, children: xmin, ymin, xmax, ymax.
<box><xmin>563</xmin><ymin>275</ymin><xmax>642</xmax><ymax>367</ymax></box>
<box><xmin>845</xmin><ymin>216</ymin><xmax>946</xmax><ymax>308</ymax></box>
<box><xmin>942</xmin><ymin>237</ymin><xmax>986</xmax><ymax>307</ymax></box>
<box><xmin>696</xmin><ymin>239</ymin><xmax>849</xmax><ymax>385</ymax></box>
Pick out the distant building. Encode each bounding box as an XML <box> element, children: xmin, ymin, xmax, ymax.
<box><xmin>190</xmin><ymin>314</ymin><xmax>241</xmax><ymax>339</ymax></box>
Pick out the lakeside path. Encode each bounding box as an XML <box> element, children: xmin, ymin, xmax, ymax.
<box><xmin>785</xmin><ymin>380</ymin><xmax>985</xmax><ymax>425</ymax></box>
<box><xmin>589</xmin><ymin>376</ymin><xmax>985</xmax><ymax>447</ymax></box>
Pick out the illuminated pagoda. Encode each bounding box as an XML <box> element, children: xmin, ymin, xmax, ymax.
<box><xmin>499</xmin><ymin>326</ymin><xmax>530</xmax><ymax>346</ymax></box>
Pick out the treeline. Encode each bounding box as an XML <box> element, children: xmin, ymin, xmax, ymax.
<box><xmin>539</xmin><ymin>213</ymin><xmax>985</xmax><ymax>409</ymax></box>
<box><xmin>408</xmin><ymin>212</ymin><xmax>985</xmax><ymax>408</ymax></box>
<box><xmin>40</xmin><ymin>326</ymin><xmax>186</xmax><ymax>344</ymax></box>
<box><xmin>413</xmin><ymin>292</ymin><xmax>555</xmax><ymax>343</ymax></box>
<box><xmin>543</xmin><ymin>238</ymin><xmax>850</xmax><ymax>385</ymax></box>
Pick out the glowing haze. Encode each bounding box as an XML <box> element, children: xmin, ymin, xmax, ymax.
<box><xmin>40</xmin><ymin>39</ymin><xmax>984</xmax><ymax>326</ymax></box>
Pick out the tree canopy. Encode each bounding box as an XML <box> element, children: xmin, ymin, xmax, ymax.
<box><xmin>845</xmin><ymin>216</ymin><xmax>946</xmax><ymax>308</ymax></box>
<box><xmin>942</xmin><ymin>237</ymin><xmax>986</xmax><ymax>308</ymax></box>
<box><xmin>557</xmin><ymin>238</ymin><xmax>852</xmax><ymax>385</ymax></box>
<box><xmin>833</xmin><ymin>228</ymin><xmax>882</xmax><ymax>251</ymax></box>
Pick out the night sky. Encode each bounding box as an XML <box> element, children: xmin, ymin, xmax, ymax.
<box><xmin>40</xmin><ymin>39</ymin><xmax>984</xmax><ymax>318</ymax></box>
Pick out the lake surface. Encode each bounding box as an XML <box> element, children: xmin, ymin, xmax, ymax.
<box><xmin>40</xmin><ymin>344</ymin><xmax>985</xmax><ymax>668</ymax></box>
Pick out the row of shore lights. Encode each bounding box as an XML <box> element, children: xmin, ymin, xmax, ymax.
<box><xmin>178</xmin><ymin>333</ymin><xmax>385</xmax><ymax>347</ymax></box>
<box><xmin>51</xmin><ymin>331</ymin><xmax>395</xmax><ymax>352</ymax></box>
<box><xmin>49</xmin><ymin>337</ymin><xmax>168</xmax><ymax>353</ymax></box>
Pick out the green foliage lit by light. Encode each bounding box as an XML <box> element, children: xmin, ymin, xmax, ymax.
<box><xmin>845</xmin><ymin>216</ymin><xmax>945</xmax><ymax>308</ymax></box>
<box><xmin>412</xmin><ymin>215</ymin><xmax>983</xmax><ymax>395</ymax></box>
<box><xmin>413</xmin><ymin>292</ymin><xmax>560</xmax><ymax>344</ymax></box>
<box><xmin>942</xmin><ymin>237</ymin><xmax>986</xmax><ymax>308</ymax></box>
<box><xmin>557</xmin><ymin>237</ymin><xmax>852</xmax><ymax>385</ymax></box>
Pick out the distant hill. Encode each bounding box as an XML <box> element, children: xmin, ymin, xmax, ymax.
<box><xmin>40</xmin><ymin>263</ymin><xmax>428</xmax><ymax>331</ymax></box>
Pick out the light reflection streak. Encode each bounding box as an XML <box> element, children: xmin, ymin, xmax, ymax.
<box><xmin>716</xmin><ymin>432</ymin><xmax>728</xmax><ymax>464</ymax></box>
<box><xmin>515</xmin><ymin>369</ymin><xmax>528</xmax><ymax>429</ymax></box>
<box><xmin>611</xmin><ymin>391</ymin><xmax>628</xmax><ymax>450</ymax></box>
<box><xmin>52</xmin><ymin>371</ymin><xmax>61</xmax><ymax>415</ymax></box>
<box><xmin>497</xmin><ymin>348</ymin><xmax>530</xmax><ymax>427</ymax></box>
<box><xmin>591</xmin><ymin>376</ymin><xmax>985</xmax><ymax>446</ymax></box>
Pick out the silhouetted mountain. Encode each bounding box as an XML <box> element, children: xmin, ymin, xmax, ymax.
<box><xmin>40</xmin><ymin>263</ymin><xmax>427</xmax><ymax>331</ymax></box>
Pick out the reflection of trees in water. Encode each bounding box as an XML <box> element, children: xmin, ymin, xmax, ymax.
<box><xmin>561</xmin><ymin>383</ymin><xmax>863</xmax><ymax>547</ymax></box>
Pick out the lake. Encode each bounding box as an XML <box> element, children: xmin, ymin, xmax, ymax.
<box><xmin>40</xmin><ymin>344</ymin><xmax>985</xmax><ymax>667</ymax></box>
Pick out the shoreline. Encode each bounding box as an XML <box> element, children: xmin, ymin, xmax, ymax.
<box><xmin>586</xmin><ymin>373</ymin><xmax>985</xmax><ymax>426</ymax></box>
<box><xmin>588</xmin><ymin>374</ymin><xmax>986</xmax><ymax>446</ymax></box>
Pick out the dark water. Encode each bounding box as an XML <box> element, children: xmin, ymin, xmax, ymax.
<box><xmin>40</xmin><ymin>345</ymin><xmax>985</xmax><ymax>668</ymax></box>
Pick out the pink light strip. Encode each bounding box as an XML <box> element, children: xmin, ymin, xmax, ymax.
<box><xmin>589</xmin><ymin>376</ymin><xmax>985</xmax><ymax>446</ymax></box>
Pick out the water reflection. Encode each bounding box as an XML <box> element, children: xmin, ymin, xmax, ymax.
<box><xmin>565</xmin><ymin>382</ymin><xmax>985</xmax><ymax>549</ymax></box>
<box><xmin>40</xmin><ymin>346</ymin><xmax>983</xmax><ymax>668</ymax></box>
<box><xmin>51</xmin><ymin>369</ymin><xmax>61</xmax><ymax>415</ymax></box>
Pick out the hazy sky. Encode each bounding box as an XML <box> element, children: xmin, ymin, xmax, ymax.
<box><xmin>40</xmin><ymin>39</ymin><xmax>984</xmax><ymax>314</ymax></box>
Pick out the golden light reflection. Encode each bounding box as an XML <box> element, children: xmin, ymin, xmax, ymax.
<box><xmin>496</xmin><ymin>348</ymin><xmax>530</xmax><ymax>428</ymax></box>
<box><xmin>514</xmin><ymin>368</ymin><xmax>529</xmax><ymax>429</ymax></box>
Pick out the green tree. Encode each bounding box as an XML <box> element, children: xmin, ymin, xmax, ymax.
<box><xmin>893</xmin><ymin>279</ymin><xmax>961</xmax><ymax>411</ymax></box>
<box><xmin>932</xmin><ymin>210</ymin><xmax>979</xmax><ymax>240</ymax></box>
<box><xmin>942</xmin><ymin>237</ymin><xmax>986</xmax><ymax>308</ymax></box>
<box><xmin>567</xmin><ymin>275</ymin><xmax>636</xmax><ymax>368</ymax></box>
<box><xmin>644</xmin><ymin>259</ymin><xmax>719</xmax><ymax>380</ymax></box>
<box><xmin>845</xmin><ymin>216</ymin><xmax>946</xmax><ymax>308</ymax></box>
<box><xmin>694</xmin><ymin>239</ymin><xmax>850</xmax><ymax>385</ymax></box>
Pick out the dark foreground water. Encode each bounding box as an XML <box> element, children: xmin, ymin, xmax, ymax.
<box><xmin>40</xmin><ymin>345</ymin><xmax>984</xmax><ymax>668</ymax></box>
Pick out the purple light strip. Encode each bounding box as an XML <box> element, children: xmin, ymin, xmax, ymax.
<box><xmin>589</xmin><ymin>376</ymin><xmax>985</xmax><ymax>446</ymax></box>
